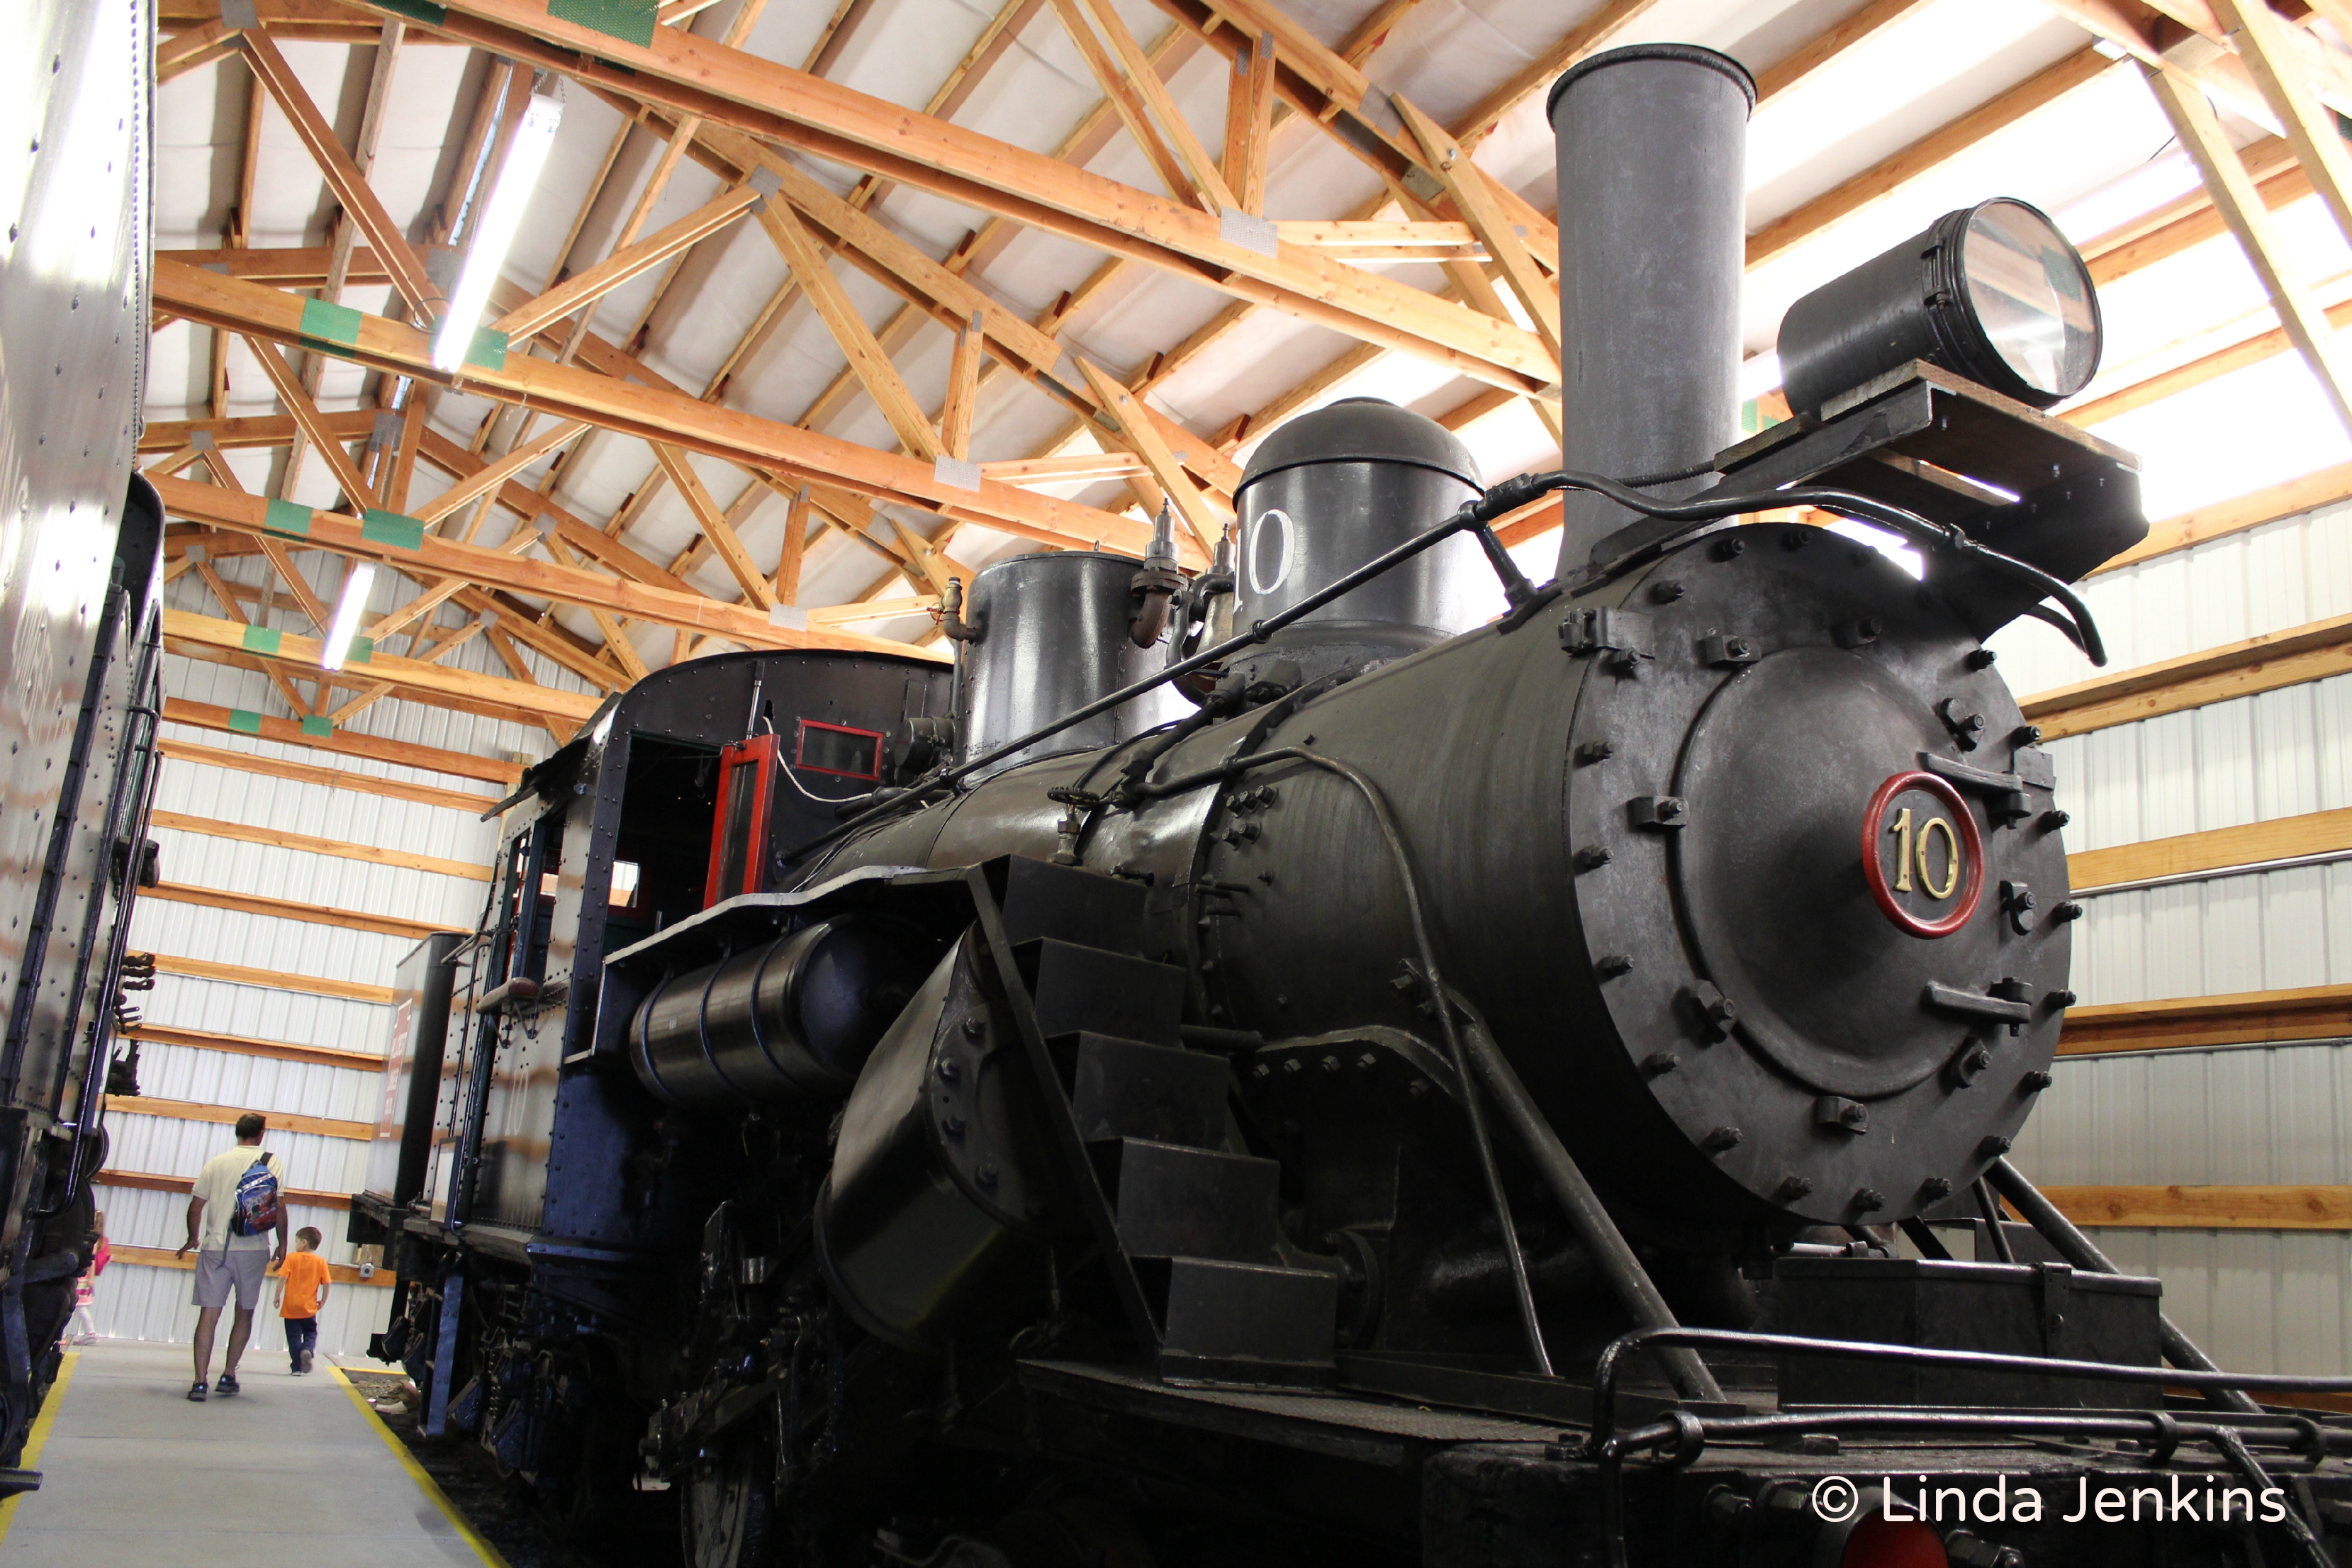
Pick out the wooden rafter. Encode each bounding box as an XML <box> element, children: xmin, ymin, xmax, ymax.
<box><xmin>237</xmin><ymin>27</ymin><xmax>435</xmax><ymax>320</ymax></box>
<box><xmin>2143</xmin><ymin>60</ymin><xmax>2352</xmax><ymax>439</ymax></box>
<box><xmin>754</xmin><ymin>197</ymin><xmax>943</xmax><ymax>461</ymax></box>
<box><xmin>165</xmin><ymin>607</ymin><xmax>594</xmax><ymax>725</ymax></box>
<box><xmin>155</xmin><ymin>474</ymin><xmax>942</xmax><ymax>661</ymax></box>
<box><xmin>161</xmin><ymin>696</ymin><xmax>521</xmax><ymax>786</ymax></box>
<box><xmin>2058</xmin><ymin>983</ymin><xmax>2352</xmax><ymax>1056</ymax></box>
<box><xmin>347</xmin><ymin>0</ymin><xmax>1556</xmax><ymax>396</ymax></box>
<box><xmin>154</xmin><ymin>259</ymin><xmax>1180</xmax><ymax>564</ymax></box>
<box><xmin>1223</xmin><ymin>31</ymin><xmax>1276</xmax><ymax>214</ymax></box>
<box><xmin>494</xmin><ymin>186</ymin><xmax>761</xmax><ymax>344</ymax></box>
<box><xmin>651</xmin><ymin>445</ymin><xmax>778</xmax><ymax>610</ymax></box>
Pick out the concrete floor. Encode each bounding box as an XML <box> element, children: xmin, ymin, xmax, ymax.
<box><xmin>0</xmin><ymin>1340</ymin><xmax>494</xmax><ymax>1566</ymax></box>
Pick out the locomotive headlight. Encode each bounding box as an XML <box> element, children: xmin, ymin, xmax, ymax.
<box><xmin>1778</xmin><ymin>198</ymin><xmax>2100</xmax><ymax>420</ymax></box>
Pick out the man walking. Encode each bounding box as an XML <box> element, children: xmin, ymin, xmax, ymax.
<box><xmin>176</xmin><ymin>1112</ymin><xmax>287</xmax><ymax>1401</ymax></box>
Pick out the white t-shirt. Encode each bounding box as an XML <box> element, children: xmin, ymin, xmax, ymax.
<box><xmin>192</xmin><ymin>1146</ymin><xmax>286</xmax><ymax>1253</ymax></box>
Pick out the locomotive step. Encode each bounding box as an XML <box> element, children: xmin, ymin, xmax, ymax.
<box><xmin>1021</xmin><ymin>938</ymin><xmax>1185</xmax><ymax>1049</ymax></box>
<box><xmin>995</xmin><ymin>854</ymin><xmax>1150</xmax><ymax>956</ymax></box>
<box><xmin>1143</xmin><ymin>1255</ymin><xmax>1340</xmax><ymax>1374</ymax></box>
<box><xmin>1094</xmin><ymin>1138</ymin><xmax>1281</xmax><ymax>1262</ymax></box>
<box><xmin>1072</xmin><ymin>1034</ymin><xmax>1233</xmax><ymax>1149</ymax></box>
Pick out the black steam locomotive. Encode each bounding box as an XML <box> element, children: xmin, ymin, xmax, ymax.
<box><xmin>0</xmin><ymin>0</ymin><xmax>164</xmax><ymax>1492</ymax></box>
<box><xmin>357</xmin><ymin>45</ymin><xmax>2352</xmax><ymax>1568</ymax></box>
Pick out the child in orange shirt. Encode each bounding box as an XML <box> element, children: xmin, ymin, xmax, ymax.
<box><xmin>275</xmin><ymin>1227</ymin><xmax>330</xmax><ymax>1375</ymax></box>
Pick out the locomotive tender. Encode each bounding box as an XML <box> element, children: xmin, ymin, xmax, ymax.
<box><xmin>356</xmin><ymin>45</ymin><xmax>2352</xmax><ymax>1568</ymax></box>
<box><xmin>0</xmin><ymin>0</ymin><xmax>164</xmax><ymax>1493</ymax></box>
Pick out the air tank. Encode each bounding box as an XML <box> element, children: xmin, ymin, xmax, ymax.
<box><xmin>1228</xmin><ymin>398</ymin><xmax>1491</xmax><ymax>686</ymax></box>
<box><xmin>627</xmin><ymin>917</ymin><xmax>931</xmax><ymax>1111</ymax></box>
<box><xmin>956</xmin><ymin>550</ymin><xmax>1187</xmax><ymax>777</ymax></box>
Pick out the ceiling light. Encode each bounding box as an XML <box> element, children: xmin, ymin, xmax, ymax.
<box><xmin>320</xmin><ymin>563</ymin><xmax>376</xmax><ymax>671</ymax></box>
<box><xmin>430</xmin><ymin>91</ymin><xmax>564</xmax><ymax>373</ymax></box>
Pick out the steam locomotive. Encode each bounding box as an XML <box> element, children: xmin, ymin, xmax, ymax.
<box><xmin>0</xmin><ymin>0</ymin><xmax>164</xmax><ymax>1490</ymax></box>
<box><xmin>356</xmin><ymin>45</ymin><xmax>2352</xmax><ymax>1568</ymax></box>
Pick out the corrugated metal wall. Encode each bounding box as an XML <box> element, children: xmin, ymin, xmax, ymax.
<box><xmin>1988</xmin><ymin>498</ymin><xmax>2352</xmax><ymax>1377</ymax></box>
<box><xmin>94</xmin><ymin>551</ymin><xmax>596</xmax><ymax>1357</ymax></box>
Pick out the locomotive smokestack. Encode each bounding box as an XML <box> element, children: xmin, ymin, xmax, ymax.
<box><xmin>1548</xmin><ymin>45</ymin><xmax>1754</xmax><ymax>573</ymax></box>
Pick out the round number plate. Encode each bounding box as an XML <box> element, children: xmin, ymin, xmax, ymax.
<box><xmin>1861</xmin><ymin>770</ymin><xmax>1985</xmax><ymax>939</ymax></box>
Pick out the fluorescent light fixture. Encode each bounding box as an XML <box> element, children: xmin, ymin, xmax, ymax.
<box><xmin>1737</xmin><ymin>350</ymin><xmax>1783</xmax><ymax>403</ymax></box>
<box><xmin>430</xmin><ymin>91</ymin><xmax>564</xmax><ymax>373</ymax></box>
<box><xmin>320</xmin><ymin>563</ymin><xmax>376</xmax><ymax>671</ymax></box>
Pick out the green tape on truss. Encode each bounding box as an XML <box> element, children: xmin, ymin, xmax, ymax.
<box><xmin>300</xmin><ymin>715</ymin><xmax>335</xmax><ymax>739</ymax></box>
<box><xmin>228</xmin><ymin>709</ymin><xmax>264</xmax><ymax>735</ymax></box>
<box><xmin>262</xmin><ymin>498</ymin><xmax>311</xmax><ymax>538</ymax></box>
<box><xmin>361</xmin><ymin>509</ymin><xmax>425</xmax><ymax>551</ymax></box>
<box><xmin>548</xmin><ymin>0</ymin><xmax>656</xmax><ymax>47</ymax></box>
<box><xmin>297</xmin><ymin>296</ymin><xmax>364</xmax><ymax>350</ymax></box>
<box><xmin>374</xmin><ymin>0</ymin><xmax>447</xmax><ymax>21</ymax></box>
<box><xmin>466</xmin><ymin>326</ymin><xmax>509</xmax><ymax>371</ymax></box>
<box><xmin>240</xmin><ymin>624</ymin><xmax>282</xmax><ymax>657</ymax></box>
<box><xmin>347</xmin><ymin>636</ymin><xmax>374</xmax><ymax>666</ymax></box>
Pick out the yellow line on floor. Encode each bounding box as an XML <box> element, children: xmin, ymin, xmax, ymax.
<box><xmin>325</xmin><ymin>1360</ymin><xmax>513</xmax><ymax>1568</ymax></box>
<box><xmin>0</xmin><ymin>1351</ymin><xmax>79</xmax><ymax>1550</ymax></box>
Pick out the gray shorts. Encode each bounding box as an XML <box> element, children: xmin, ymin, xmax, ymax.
<box><xmin>191</xmin><ymin>1249</ymin><xmax>268</xmax><ymax>1312</ymax></box>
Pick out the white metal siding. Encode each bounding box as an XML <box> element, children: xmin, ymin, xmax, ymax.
<box><xmin>1981</xmin><ymin>496</ymin><xmax>2352</xmax><ymax>1377</ymax></box>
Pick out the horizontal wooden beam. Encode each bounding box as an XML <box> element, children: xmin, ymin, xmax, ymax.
<box><xmin>108</xmin><ymin>1241</ymin><xmax>391</xmax><ymax>1287</ymax></box>
<box><xmin>355</xmin><ymin>0</ymin><xmax>1556</xmax><ymax>397</ymax></box>
<box><xmin>2069</xmin><ymin>806</ymin><xmax>2352</xmax><ymax>891</ymax></box>
<box><xmin>142</xmin><ymin>881</ymin><xmax>467</xmax><ymax>941</ymax></box>
<box><xmin>155</xmin><ymin>738</ymin><xmax>499</xmax><ymax>816</ymax></box>
<box><xmin>2057</xmin><ymin>983</ymin><xmax>2352</xmax><ymax>1056</ymax></box>
<box><xmin>100</xmin><ymin>1168</ymin><xmax>354</xmax><ymax>1211</ymax></box>
<box><xmin>152</xmin><ymin>953</ymin><xmax>395</xmax><ymax>1004</ymax></box>
<box><xmin>140</xmin><ymin>408</ymin><xmax>380</xmax><ymax>454</ymax></box>
<box><xmin>164</xmin><ymin>607</ymin><xmax>604</xmax><ymax>725</ymax></box>
<box><xmin>150</xmin><ymin>809</ymin><xmax>491</xmax><ymax>883</ymax></box>
<box><xmin>162</xmin><ymin>698</ymin><xmax>522</xmax><ymax>788</ymax></box>
<box><xmin>123</xmin><ymin>1021</ymin><xmax>381</xmax><ymax>1073</ymax></box>
<box><xmin>2020</xmin><ymin>612</ymin><xmax>2352</xmax><ymax>739</ymax></box>
<box><xmin>153</xmin><ymin>260</ymin><xmax>1160</xmax><ymax>568</ymax></box>
<box><xmin>152</xmin><ymin>476</ymin><xmax>941</xmax><ymax>664</ymax></box>
<box><xmin>106</xmin><ymin>1093</ymin><xmax>376</xmax><ymax>1143</ymax></box>
<box><xmin>2042</xmin><ymin>1184</ymin><xmax>2352</xmax><ymax>1231</ymax></box>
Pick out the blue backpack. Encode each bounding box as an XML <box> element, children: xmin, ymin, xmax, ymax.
<box><xmin>230</xmin><ymin>1154</ymin><xmax>281</xmax><ymax>1238</ymax></box>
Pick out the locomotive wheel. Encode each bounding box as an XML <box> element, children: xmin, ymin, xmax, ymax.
<box><xmin>682</xmin><ymin>1436</ymin><xmax>776</xmax><ymax>1568</ymax></box>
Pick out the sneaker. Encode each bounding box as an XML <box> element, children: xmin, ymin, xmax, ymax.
<box><xmin>215</xmin><ymin>1373</ymin><xmax>239</xmax><ymax>1396</ymax></box>
<box><xmin>186</xmin><ymin>1382</ymin><xmax>207</xmax><ymax>1402</ymax></box>
<box><xmin>301</xmin><ymin>1350</ymin><xmax>313</xmax><ymax>1374</ymax></box>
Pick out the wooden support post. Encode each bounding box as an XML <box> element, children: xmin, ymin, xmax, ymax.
<box><xmin>1048</xmin><ymin>0</ymin><xmax>1208</xmax><ymax>207</ymax></box>
<box><xmin>2210</xmin><ymin>0</ymin><xmax>2352</xmax><ymax>254</ymax></box>
<box><xmin>940</xmin><ymin>313</ymin><xmax>983</xmax><ymax>461</ymax></box>
<box><xmin>413</xmin><ymin>420</ymin><xmax>589</xmax><ymax>525</ymax></box>
<box><xmin>1076</xmin><ymin>0</ymin><xmax>1236</xmax><ymax>211</ymax></box>
<box><xmin>756</xmin><ymin>198</ymin><xmax>944</xmax><ymax>461</ymax></box>
<box><xmin>238</xmin><ymin>28</ymin><xmax>437</xmax><ymax>320</ymax></box>
<box><xmin>1224</xmin><ymin>33</ymin><xmax>1276</xmax><ymax>214</ymax></box>
<box><xmin>1074</xmin><ymin>359</ymin><xmax>1227</xmax><ymax>553</ymax></box>
<box><xmin>775</xmin><ymin>485</ymin><xmax>812</xmax><ymax>607</ymax></box>
<box><xmin>2144</xmin><ymin>60</ymin><xmax>2352</xmax><ymax>442</ymax></box>
<box><xmin>492</xmin><ymin>186</ymin><xmax>761</xmax><ymax>344</ymax></box>
<box><xmin>240</xmin><ymin>335</ymin><xmax>379</xmax><ymax>508</ymax></box>
<box><xmin>651</xmin><ymin>446</ymin><xmax>778</xmax><ymax>611</ymax></box>
<box><xmin>1393</xmin><ymin>95</ymin><xmax>1562</xmax><ymax>356</ymax></box>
